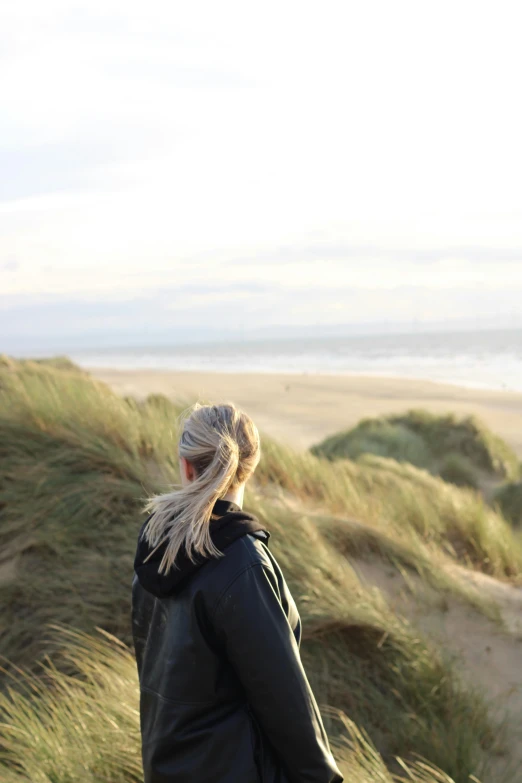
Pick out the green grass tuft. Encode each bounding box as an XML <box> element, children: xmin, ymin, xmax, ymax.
<box><xmin>310</xmin><ymin>410</ymin><xmax>520</xmax><ymax>488</ymax></box>
<box><xmin>493</xmin><ymin>482</ymin><xmax>522</xmax><ymax>527</ymax></box>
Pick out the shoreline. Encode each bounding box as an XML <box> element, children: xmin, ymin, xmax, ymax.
<box><xmin>88</xmin><ymin>366</ymin><xmax>522</xmax><ymax>456</ymax></box>
<box><xmin>78</xmin><ymin>361</ymin><xmax>522</xmax><ymax>394</ymax></box>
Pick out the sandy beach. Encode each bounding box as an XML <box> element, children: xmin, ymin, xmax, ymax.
<box><xmin>90</xmin><ymin>368</ymin><xmax>522</xmax><ymax>456</ymax></box>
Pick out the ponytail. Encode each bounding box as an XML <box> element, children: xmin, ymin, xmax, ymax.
<box><xmin>142</xmin><ymin>402</ymin><xmax>260</xmax><ymax>575</ymax></box>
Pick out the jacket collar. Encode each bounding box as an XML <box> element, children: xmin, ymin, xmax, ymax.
<box><xmin>212</xmin><ymin>498</ymin><xmax>243</xmax><ymax>515</ymax></box>
<box><xmin>134</xmin><ymin>497</ymin><xmax>270</xmax><ymax>598</ymax></box>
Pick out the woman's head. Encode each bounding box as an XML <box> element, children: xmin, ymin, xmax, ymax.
<box><xmin>143</xmin><ymin>402</ymin><xmax>261</xmax><ymax>574</ymax></box>
<box><xmin>177</xmin><ymin>402</ymin><xmax>260</xmax><ymax>489</ymax></box>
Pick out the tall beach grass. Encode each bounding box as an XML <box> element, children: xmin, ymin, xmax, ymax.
<box><xmin>0</xmin><ymin>359</ymin><xmax>518</xmax><ymax>781</ymax></box>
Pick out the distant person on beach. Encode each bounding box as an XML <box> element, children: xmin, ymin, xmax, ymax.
<box><xmin>131</xmin><ymin>401</ymin><xmax>343</xmax><ymax>783</ymax></box>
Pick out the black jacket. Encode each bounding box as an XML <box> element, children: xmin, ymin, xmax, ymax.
<box><xmin>131</xmin><ymin>498</ymin><xmax>343</xmax><ymax>783</ymax></box>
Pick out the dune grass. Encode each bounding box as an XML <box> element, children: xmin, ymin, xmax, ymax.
<box><xmin>310</xmin><ymin>410</ymin><xmax>521</xmax><ymax>488</ymax></box>
<box><xmin>0</xmin><ymin>354</ymin><xmax>86</xmax><ymax>374</ymax></box>
<box><xmin>311</xmin><ymin>418</ymin><xmax>434</xmax><ymax>468</ymax></box>
<box><xmin>493</xmin><ymin>482</ymin><xmax>522</xmax><ymax>527</ymax></box>
<box><xmin>258</xmin><ymin>437</ymin><xmax>522</xmax><ymax>585</ymax></box>
<box><xmin>248</xmin><ymin>497</ymin><xmax>498</xmax><ymax>780</ymax></box>
<box><xmin>0</xmin><ymin>360</ymin><xmax>518</xmax><ymax>781</ymax></box>
<box><xmin>0</xmin><ymin>626</ymin><xmax>478</xmax><ymax>783</ymax></box>
<box><xmin>0</xmin><ymin>626</ymin><xmax>143</xmax><ymax>783</ymax></box>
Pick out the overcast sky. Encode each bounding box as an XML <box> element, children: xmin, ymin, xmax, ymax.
<box><xmin>1</xmin><ymin>0</ymin><xmax>521</xmax><ymax>350</ymax></box>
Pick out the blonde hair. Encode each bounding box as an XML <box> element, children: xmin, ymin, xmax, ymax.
<box><xmin>142</xmin><ymin>401</ymin><xmax>261</xmax><ymax>575</ymax></box>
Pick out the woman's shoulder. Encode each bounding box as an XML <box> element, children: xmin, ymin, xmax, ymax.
<box><xmin>216</xmin><ymin>531</ymin><xmax>274</xmax><ymax>579</ymax></box>
<box><xmin>191</xmin><ymin>532</ymin><xmax>277</xmax><ymax>603</ymax></box>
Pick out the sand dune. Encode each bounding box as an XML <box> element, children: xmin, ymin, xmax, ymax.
<box><xmin>352</xmin><ymin>554</ymin><xmax>522</xmax><ymax>777</ymax></box>
<box><xmin>90</xmin><ymin>368</ymin><xmax>522</xmax><ymax>455</ymax></box>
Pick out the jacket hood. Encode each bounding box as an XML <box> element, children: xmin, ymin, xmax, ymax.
<box><xmin>134</xmin><ymin>498</ymin><xmax>270</xmax><ymax>598</ymax></box>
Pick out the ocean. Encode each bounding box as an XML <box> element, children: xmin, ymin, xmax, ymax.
<box><xmin>73</xmin><ymin>328</ymin><xmax>522</xmax><ymax>393</ymax></box>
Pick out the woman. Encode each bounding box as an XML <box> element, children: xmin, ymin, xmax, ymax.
<box><xmin>131</xmin><ymin>401</ymin><xmax>343</xmax><ymax>783</ymax></box>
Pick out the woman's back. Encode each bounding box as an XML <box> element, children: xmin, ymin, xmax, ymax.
<box><xmin>132</xmin><ymin>522</ymin><xmax>290</xmax><ymax>782</ymax></box>
<box><xmin>131</xmin><ymin>403</ymin><xmax>343</xmax><ymax>782</ymax></box>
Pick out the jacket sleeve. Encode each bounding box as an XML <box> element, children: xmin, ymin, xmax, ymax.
<box><xmin>212</xmin><ymin>561</ymin><xmax>344</xmax><ymax>783</ymax></box>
